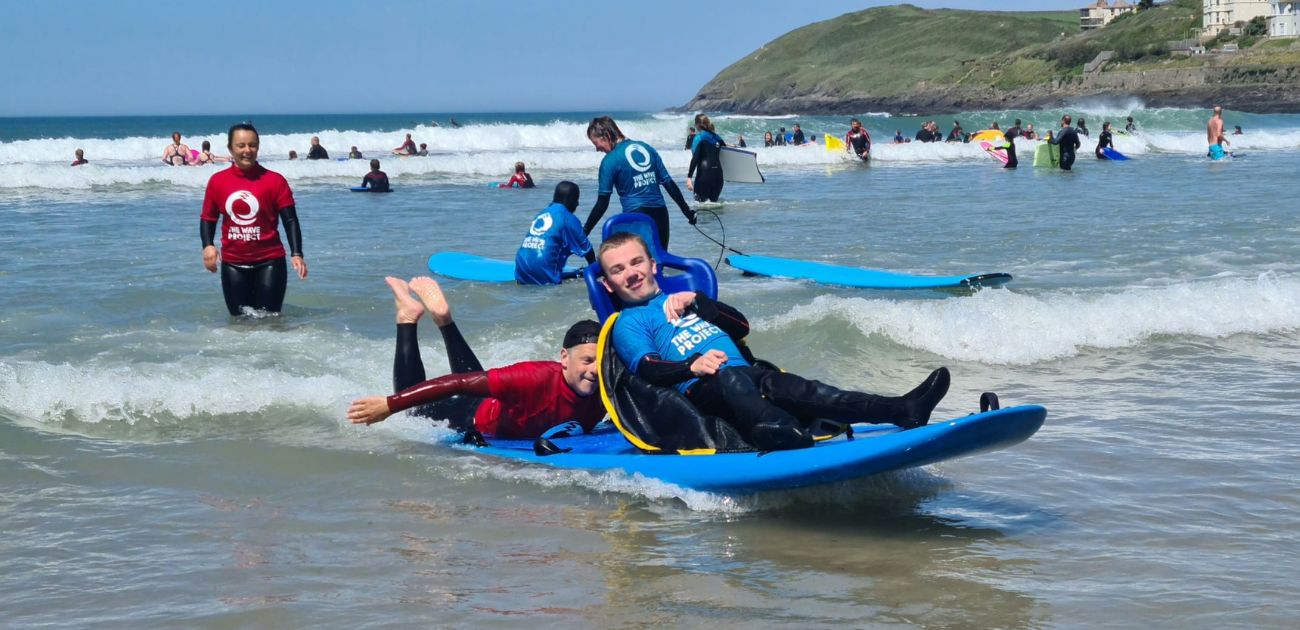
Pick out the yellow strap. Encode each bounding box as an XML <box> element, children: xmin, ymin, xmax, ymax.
<box><xmin>597</xmin><ymin>313</ymin><xmax>661</xmax><ymax>453</ymax></box>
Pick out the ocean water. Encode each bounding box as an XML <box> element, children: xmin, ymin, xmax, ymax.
<box><xmin>2</xmin><ymin>107</ymin><xmax>1298</xmax><ymax>628</ymax></box>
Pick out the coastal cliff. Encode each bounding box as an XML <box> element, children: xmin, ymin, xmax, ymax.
<box><xmin>681</xmin><ymin>1</ymin><xmax>1300</xmax><ymax>114</ymax></box>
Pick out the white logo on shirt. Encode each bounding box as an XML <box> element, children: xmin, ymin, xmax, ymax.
<box><xmin>529</xmin><ymin>212</ymin><xmax>553</xmax><ymax>236</ymax></box>
<box><xmin>625</xmin><ymin>143</ymin><xmax>652</xmax><ymax>172</ymax></box>
<box><xmin>224</xmin><ymin>190</ymin><xmax>260</xmax><ymax>226</ymax></box>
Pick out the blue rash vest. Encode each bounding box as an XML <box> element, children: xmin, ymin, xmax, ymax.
<box><xmin>690</xmin><ymin>130</ymin><xmax>722</xmax><ymax>154</ymax></box>
<box><xmin>514</xmin><ymin>202</ymin><xmax>592</xmax><ymax>285</ymax></box>
<box><xmin>611</xmin><ymin>291</ymin><xmax>750</xmax><ymax>393</ymax></box>
<box><xmin>597</xmin><ymin>139</ymin><xmax>674</xmax><ymax>212</ymax></box>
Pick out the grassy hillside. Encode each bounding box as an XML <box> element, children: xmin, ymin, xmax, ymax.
<box><xmin>699</xmin><ymin>4</ymin><xmax>1076</xmax><ymax>103</ymax></box>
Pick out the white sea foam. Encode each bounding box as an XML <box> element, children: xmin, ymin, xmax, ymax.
<box><xmin>762</xmin><ymin>273</ymin><xmax>1300</xmax><ymax>365</ymax></box>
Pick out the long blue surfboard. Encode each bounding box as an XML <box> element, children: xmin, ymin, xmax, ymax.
<box><xmin>444</xmin><ymin>405</ymin><xmax>1046</xmax><ymax>493</ymax></box>
<box><xmin>427</xmin><ymin>251</ymin><xmax>581</xmax><ymax>283</ymax></box>
<box><xmin>726</xmin><ymin>254</ymin><xmax>1011</xmax><ymax>290</ymax></box>
<box><xmin>1101</xmin><ymin>147</ymin><xmax>1129</xmax><ymax>161</ymax></box>
<box><xmin>351</xmin><ymin>186</ymin><xmax>393</xmax><ymax>192</ymax></box>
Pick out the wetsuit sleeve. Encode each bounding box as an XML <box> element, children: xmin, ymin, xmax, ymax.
<box><xmin>386</xmin><ymin>371</ymin><xmax>491</xmax><ymax>413</ymax></box>
<box><xmin>636</xmin><ymin>353</ymin><xmax>702</xmax><ymax>387</ymax></box>
<box><xmin>662</xmin><ymin>180</ymin><xmax>693</xmax><ymax>217</ymax></box>
<box><xmin>200</xmin><ymin>220</ymin><xmax>217</xmax><ymax>249</ymax></box>
<box><xmin>279</xmin><ymin>205</ymin><xmax>303</xmax><ymax>257</ymax></box>
<box><xmin>693</xmin><ymin>294</ymin><xmax>750</xmax><ymax>340</ymax></box>
<box><xmin>582</xmin><ymin>194</ymin><xmax>611</xmax><ymax>236</ymax></box>
<box><xmin>687</xmin><ymin>145</ymin><xmax>702</xmax><ymax>178</ymax></box>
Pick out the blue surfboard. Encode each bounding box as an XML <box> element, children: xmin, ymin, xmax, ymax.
<box><xmin>427</xmin><ymin>251</ymin><xmax>581</xmax><ymax>283</ymax></box>
<box><xmin>351</xmin><ymin>186</ymin><xmax>392</xmax><ymax>192</ymax></box>
<box><xmin>444</xmin><ymin>405</ymin><xmax>1046</xmax><ymax>493</ymax></box>
<box><xmin>726</xmin><ymin>254</ymin><xmax>1011</xmax><ymax>290</ymax></box>
<box><xmin>1101</xmin><ymin>147</ymin><xmax>1129</xmax><ymax>161</ymax></box>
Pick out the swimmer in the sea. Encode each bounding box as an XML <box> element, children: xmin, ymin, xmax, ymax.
<box><xmin>499</xmin><ymin>161</ymin><xmax>535</xmax><ymax>188</ymax></box>
<box><xmin>71</xmin><ymin>148</ymin><xmax>88</xmax><ymax>166</ymax></box>
<box><xmin>162</xmin><ymin>131</ymin><xmax>191</xmax><ymax>166</ymax></box>
<box><xmin>360</xmin><ymin>159</ymin><xmax>391</xmax><ymax>192</ymax></box>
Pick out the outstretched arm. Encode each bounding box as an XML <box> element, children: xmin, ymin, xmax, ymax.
<box><xmin>582</xmin><ymin>194</ymin><xmax>612</xmax><ymax>236</ymax></box>
<box><xmin>349</xmin><ymin>371</ymin><xmax>491</xmax><ymax>425</ymax></box>
<box><xmin>662</xmin><ymin>180</ymin><xmax>695</xmax><ymax>223</ymax></box>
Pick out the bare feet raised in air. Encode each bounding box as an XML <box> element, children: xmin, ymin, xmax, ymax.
<box><xmin>385</xmin><ymin>276</ymin><xmax>424</xmax><ymax>324</ymax></box>
<box><xmin>408</xmin><ymin>276</ymin><xmax>452</xmax><ymax>327</ymax></box>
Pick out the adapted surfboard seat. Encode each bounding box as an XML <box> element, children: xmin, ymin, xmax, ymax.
<box><xmin>583</xmin><ymin>213</ymin><xmax>718</xmax><ymax>322</ymax></box>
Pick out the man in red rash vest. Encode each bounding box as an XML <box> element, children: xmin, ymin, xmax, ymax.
<box><xmin>347</xmin><ymin>276</ymin><xmax>605</xmax><ymax>439</ymax></box>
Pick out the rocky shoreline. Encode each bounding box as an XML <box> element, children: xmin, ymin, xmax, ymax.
<box><xmin>681</xmin><ymin>64</ymin><xmax>1300</xmax><ymax>115</ymax></box>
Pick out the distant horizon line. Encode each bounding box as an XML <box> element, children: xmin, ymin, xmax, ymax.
<box><xmin>0</xmin><ymin>108</ymin><xmax>677</xmax><ymax>120</ymax></box>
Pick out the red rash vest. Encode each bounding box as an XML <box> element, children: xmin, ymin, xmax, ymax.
<box><xmin>201</xmin><ymin>164</ymin><xmax>295</xmax><ymax>264</ymax></box>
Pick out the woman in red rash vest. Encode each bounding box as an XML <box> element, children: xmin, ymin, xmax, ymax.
<box><xmin>199</xmin><ymin>123</ymin><xmax>307</xmax><ymax>316</ymax></box>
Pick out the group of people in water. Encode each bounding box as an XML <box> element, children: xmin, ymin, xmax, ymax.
<box><xmin>195</xmin><ymin>116</ymin><xmax>949</xmax><ymax>452</ymax></box>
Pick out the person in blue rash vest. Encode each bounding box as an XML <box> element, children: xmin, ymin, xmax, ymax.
<box><xmin>514</xmin><ymin>181</ymin><xmax>595</xmax><ymax>285</ymax></box>
<box><xmin>582</xmin><ymin>116</ymin><xmax>696</xmax><ymax>249</ymax></box>
<box><xmin>596</xmin><ymin>231</ymin><xmax>952</xmax><ymax>452</ymax></box>
<box><xmin>686</xmin><ymin>113</ymin><xmax>725</xmax><ymax>203</ymax></box>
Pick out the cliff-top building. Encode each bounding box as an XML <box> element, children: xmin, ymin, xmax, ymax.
<box><xmin>1269</xmin><ymin>1</ymin><xmax>1300</xmax><ymax>37</ymax></box>
<box><xmin>1203</xmin><ymin>0</ymin><xmax>1272</xmax><ymax>36</ymax></box>
<box><xmin>1080</xmin><ymin>0</ymin><xmax>1136</xmax><ymax>30</ymax></box>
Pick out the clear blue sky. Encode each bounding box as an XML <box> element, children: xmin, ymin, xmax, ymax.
<box><xmin>1</xmin><ymin>0</ymin><xmax>1087</xmax><ymax>116</ymax></box>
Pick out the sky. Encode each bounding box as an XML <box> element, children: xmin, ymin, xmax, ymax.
<box><xmin>1</xmin><ymin>0</ymin><xmax>1089</xmax><ymax>117</ymax></box>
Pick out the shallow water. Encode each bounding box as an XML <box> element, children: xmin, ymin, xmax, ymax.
<box><xmin>2</xmin><ymin>110</ymin><xmax>1298</xmax><ymax>627</ymax></box>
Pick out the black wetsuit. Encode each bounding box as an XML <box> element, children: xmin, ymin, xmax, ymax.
<box><xmin>201</xmin><ymin>206</ymin><xmax>303</xmax><ymax>316</ymax></box>
<box><xmin>1050</xmin><ymin>127</ymin><xmax>1081</xmax><ymax>171</ymax></box>
<box><xmin>688</xmin><ymin>131</ymin><xmax>725</xmax><ymax>203</ymax></box>
<box><xmin>792</xmin><ymin>129</ymin><xmax>805</xmax><ymax>146</ymax></box>
<box><xmin>1003</xmin><ymin>125</ymin><xmax>1022</xmax><ymax>168</ymax></box>
<box><xmin>362</xmin><ymin>171</ymin><xmax>391</xmax><ymax>192</ymax></box>
<box><xmin>1095</xmin><ymin>130</ymin><xmax>1114</xmax><ymax>159</ymax></box>
<box><xmin>308</xmin><ymin>145</ymin><xmax>329</xmax><ymax>160</ymax></box>
<box><xmin>684</xmin><ymin>133</ymin><xmax>695</xmax><ymax>151</ymax></box>
<box><xmin>392</xmin><ymin>321</ymin><xmax>484</xmax><ymax>432</ymax></box>
<box><xmin>775</xmin><ymin>130</ymin><xmax>787</xmax><ymax>146</ymax></box>
<box><xmin>847</xmin><ymin>129</ymin><xmax>870</xmax><ymax>160</ymax></box>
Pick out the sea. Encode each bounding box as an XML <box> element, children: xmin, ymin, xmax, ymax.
<box><xmin>2</xmin><ymin>105</ymin><xmax>1297</xmax><ymax>628</ymax></box>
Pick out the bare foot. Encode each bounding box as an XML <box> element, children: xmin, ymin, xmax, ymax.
<box><xmin>408</xmin><ymin>276</ymin><xmax>452</xmax><ymax>327</ymax></box>
<box><xmin>385</xmin><ymin>276</ymin><xmax>424</xmax><ymax>324</ymax></box>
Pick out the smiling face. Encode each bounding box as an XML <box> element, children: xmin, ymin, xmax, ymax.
<box><xmin>560</xmin><ymin>343</ymin><xmax>599</xmax><ymax>397</ymax></box>
<box><xmin>598</xmin><ymin>239</ymin><xmax>659</xmax><ymax>304</ymax></box>
<box><xmin>228</xmin><ymin>129</ymin><xmax>260</xmax><ymax>170</ymax></box>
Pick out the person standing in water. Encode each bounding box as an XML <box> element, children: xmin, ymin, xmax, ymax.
<box><xmin>1207</xmin><ymin>106</ymin><xmax>1230</xmax><ymax>160</ymax></box>
<box><xmin>200</xmin><ymin>122</ymin><xmax>307</xmax><ymax>316</ymax></box>
<box><xmin>844</xmin><ymin>118</ymin><xmax>872</xmax><ymax>161</ymax></box>
<box><xmin>1003</xmin><ymin>119</ymin><xmax>1022</xmax><ymax>169</ymax></box>
<box><xmin>1095</xmin><ymin>122</ymin><xmax>1115</xmax><ymax>159</ymax></box>
<box><xmin>581</xmin><ymin>116</ymin><xmax>696</xmax><ymax>248</ymax></box>
<box><xmin>71</xmin><ymin>149</ymin><xmax>88</xmax><ymax>166</ymax></box>
<box><xmin>1049</xmin><ymin>115</ymin><xmax>1081</xmax><ymax>171</ymax></box>
<box><xmin>686</xmin><ymin>114</ymin><xmax>725</xmax><ymax>203</ymax></box>
<box><xmin>162</xmin><ymin>131</ymin><xmax>192</xmax><ymax>166</ymax></box>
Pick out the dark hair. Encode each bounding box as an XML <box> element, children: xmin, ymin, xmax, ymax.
<box><xmin>694</xmin><ymin>114</ymin><xmax>715</xmax><ymax>133</ymax></box>
<box><xmin>369</xmin><ymin>158</ymin><xmax>380</xmax><ymax>169</ymax></box>
<box><xmin>202</xmin><ymin>140</ymin><xmax>211</xmax><ymax>150</ymax></box>
<box><xmin>227</xmin><ymin>122</ymin><xmax>259</xmax><ymax>149</ymax></box>
<box><xmin>553</xmin><ymin>180</ymin><xmax>580</xmax><ymax>211</ymax></box>
<box><xmin>586</xmin><ymin>116</ymin><xmax>625</xmax><ymax>145</ymax></box>
<box><xmin>563</xmin><ymin>320</ymin><xmax>601</xmax><ymax>349</ymax></box>
<box><xmin>1014</xmin><ymin>119</ymin><xmax>1022</xmax><ymax>126</ymax></box>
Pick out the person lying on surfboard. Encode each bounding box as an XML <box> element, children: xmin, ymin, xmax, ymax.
<box><xmin>595</xmin><ymin>231</ymin><xmax>951</xmax><ymax>452</ymax></box>
<box><xmin>347</xmin><ymin>277</ymin><xmax>604</xmax><ymax>439</ymax></box>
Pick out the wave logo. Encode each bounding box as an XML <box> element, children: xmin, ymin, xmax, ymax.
<box><xmin>669</xmin><ymin>311</ymin><xmax>702</xmax><ymax>329</ymax></box>
<box><xmin>529</xmin><ymin>212</ymin><xmax>553</xmax><ymax>236</ymax></box>
<box><xmin>625</xmin><ymin>143</ymin><xmax>653</xmax><ymax>172</ymax></box>
<box><xmin>224</xmin><ymin>191</ymin><xmax>260</xmax><ymax>226</ymax></box>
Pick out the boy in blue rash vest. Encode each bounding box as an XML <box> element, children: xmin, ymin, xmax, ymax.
<box><xmin>582</xmin><ymin>116</ymin><xmax>696</xmax><ymax>249</ymax></box>
<box><xmin>514</xmin><ymin>181</ymin><xmax>595</xmax><ymax>285</ymax></box>
<box><xmin>596</xmin><ymin>232</ymin><xmax>952</xmax><ymax>452</ymax></box>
